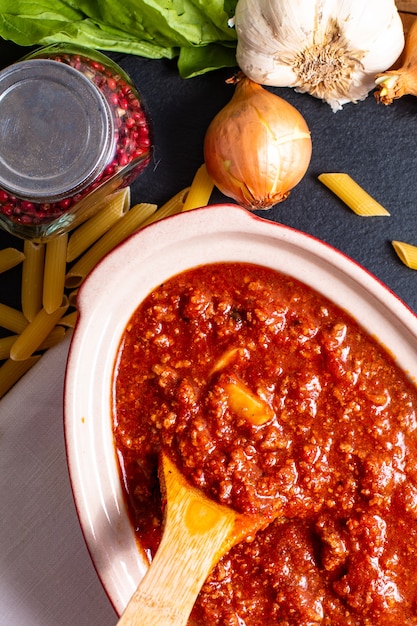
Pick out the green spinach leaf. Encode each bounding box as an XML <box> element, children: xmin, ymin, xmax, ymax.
<box><xmin>0</xmin><ymin>0</ymin><xmax>238</xmax><ymax>76</ymax></box>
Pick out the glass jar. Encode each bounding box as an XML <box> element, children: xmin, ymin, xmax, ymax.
<box><xmin>0</xmin><ymin>43</ymin><xmax>152</xmax><ymax>241</ymax></box>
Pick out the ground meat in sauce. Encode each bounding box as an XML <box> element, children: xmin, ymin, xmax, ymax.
<box><xmin>112</xmin><ymin>262</ymin><xmax>417</xmax><ymax>625</ymax></box>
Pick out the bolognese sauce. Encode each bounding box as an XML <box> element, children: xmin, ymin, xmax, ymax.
<box><xmin>112</xmin><ymin>262</ymin><xmax>417</xmax><ymax>625</ymax></box>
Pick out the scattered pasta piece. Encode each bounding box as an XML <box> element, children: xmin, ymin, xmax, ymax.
<box><xmin>43</xmin><ymin>233</ymin><xmax>68</xmax><ymax>314</ymax></box>
<box><xmin>392</xmin><ymin>240</ymin><xmax>417</xmax><ymax>269</ymax></box>
<box><xmin>0</xmin><ymin>303</ymin><xmax>28</xmax><ymax>334</ymax></box>
<box><xmin>59</xmin><ymin>310</ymin><xmax>78</xmax><ymax>328</ymax></box>
<box><xmin>319</xmin><ymin>173</ymin><xmax>390</xmax><ymax>216</ymax></box>
<box><xmin>138</xmin><ymin>188</ymin><xmax>189</xmax><ymax>227</ymax></box>
<box><xmin>65</xmin><ymin>202</ymin><xmax>158</xmax><ymax>288</ymax></box>
<box><xmin>21</xmin><ymin>241</ymin><xmax>45</xmax><ymax>321</ymax></box>
<box><xmin>66</xmin><ymin>187</ymin><xmax>130</xmax><ymax>262</ymax></box>
<box><xmin>68</xmin><ymin>289</ymin><xmax>79</xmax><ymax>308</ymax></box>
<box><xmin>0</xmin><ymin>326</ymin><xmax>66</xmax><ymax>362</ymax></box>
<box><xmin>10</xmin><ymin>298</ymin><xmax>69</xmax><ymax>361</ymax></box>
<box><xmin>38</xmin><ymin>326</ymin><xmax>67</xmax><ymax>350</ymax></box>
<box><xmin>182</xmin><ymin>164</ymin><xmax>214</xmax><ymax>212</ymax></box>
<box><xmin>0</xmin><ymin>335</ymin><xmax>16</xmax><ymax>360</ymax></box>
<box><xmin>0</xmin><ymin>248</ymin><xmax>25</xmax><ymax>274</ymax></box>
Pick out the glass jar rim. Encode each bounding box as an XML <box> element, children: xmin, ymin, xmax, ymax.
<box><xmin>0</xmin><ymin>58</ymin><xmax>115</xmax><ymax>202</ymax></box>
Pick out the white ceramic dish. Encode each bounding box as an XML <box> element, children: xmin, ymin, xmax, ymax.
<box><xmin>64</xmin><ymin>204</ymin><xmax>417</xmax><ymax>615</ymax></box>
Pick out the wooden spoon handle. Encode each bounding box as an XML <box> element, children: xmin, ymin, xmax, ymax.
<box><xmin>117</xmin><ymin>454</ymin><xmax>237</xmax><ymax>626</ymax></box>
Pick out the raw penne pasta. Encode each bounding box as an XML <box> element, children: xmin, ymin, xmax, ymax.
<box><xmin>10</xmin><ymin>298</ymin><xmax>69</xmax><ymax>361</ymax></box>
<box><xmin>392</xmin><ymin>240</ymin><xmax>417</xmax><ymax>269</ymax></box>
<box><xmin>0</xmin><ymin>335</ymin><xmax>16</xmax><ymax>360</ymax></box>
<box><xmin>65</xmin><ymin>202</ymin><xmax>157</xmax><ymax>288</ymax></box>
<box><xmin>68</xmin><ymin>289</ymin><xmax>78</xmax><ymax>308</ymax></box>
<box><xmin>21</xmin><ymin>240</ymin><xmax>45</xmax><ymax>321</ymax></box>
<box><xmin>0</xmin><ymin>303</ymin><xmax>28</xmax><ymax>334</ymax></box>
<box><xmin>127</xmin><ymin>201</ymin><xmax>158</xmax><ymax>227</ymax></box>
<box><xmin>136</xmin><ymin>188</ymin><xmax>189</xmax><ymax>229</ymax></box>
<box><xmin>43</xmin><ymin>233</ymin><xmax>68</xmax><ymax>314</ymax></box>
<box><xmin>64</xmin><ymin>178</ymin><xmax>121</xmax><ymax>229</ymax></box>
<box><xmin>0</xmin><ymin>326</ymin><xmax>66</xmax><ymax>360</ymax></box>
<box><xmin>66</xmin><ymin>187</ymin><xmax>131</xmax><ymax>262</ymax></box>
<box><xmin>38</xmin><ymin>325</ymin><xmax>67</xmax><ymax>350</ymax></box>
<box><xmin>59</xmin><ymin>310</ymin><xmax>78</xmax><ymax>328</ymax></box>
<box><xmin>0</xmin><ymin>355</ymin><xmax>41</xmax><ymax>398</ymax></box>
<box><xmin>318</xmin><ymin>173</ymin><xmax>391</xmax><ymax>216</ymax></box>
<box><xmin>0</xmin><ymin>247</ymin><xmax>25</xmax><ymax>273</ymax></box>
<box><xmin>182</xmin><ymin>164</ymin><xmax>214</xmax><ymax>212</ymax></box>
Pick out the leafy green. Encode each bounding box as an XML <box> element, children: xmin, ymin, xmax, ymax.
<box><xmin>0</xmin><ymin>0</ymin><xmax>239</xmax><ymax>76</ymax></box>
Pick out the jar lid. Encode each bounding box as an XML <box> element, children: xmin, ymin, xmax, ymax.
<box><xmin>0</xmin><ymin>59</ymin><xmax>115</xmax><ymax>202</ymax></box>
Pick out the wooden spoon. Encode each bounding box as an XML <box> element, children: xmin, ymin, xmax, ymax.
<box><xmin>117</xmin><ymin>450</ymin><xmax>278</xmax><ymax>626</ymax></box>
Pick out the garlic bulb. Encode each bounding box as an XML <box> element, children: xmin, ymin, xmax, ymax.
<box><xmin>234</xmin><ymin>0</ymin><xmax>405</xmax><ymax>112</ymax></box>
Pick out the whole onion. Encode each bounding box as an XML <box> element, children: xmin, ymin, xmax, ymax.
<box><xmin>203</xmin><ymin>75</ymin><xmax>312</xmax><ymax>210</ymax></box>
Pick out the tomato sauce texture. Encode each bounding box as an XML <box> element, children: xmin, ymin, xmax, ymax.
<box><xmin>112</xmin><ymin>262</ymin><xmax>417</xmax><ymax>625</ymax></box>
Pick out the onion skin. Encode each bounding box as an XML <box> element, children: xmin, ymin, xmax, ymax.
<box><xmin>203</xmin><ymin>76</ymin><xmax>312</xmax><ymax>210</ymax></box>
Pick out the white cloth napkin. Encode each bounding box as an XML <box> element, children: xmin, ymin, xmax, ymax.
<box><xmin>0</xmin><ymin>333</ymin><xmax>117</xmax><ymax>626</ymax></box>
